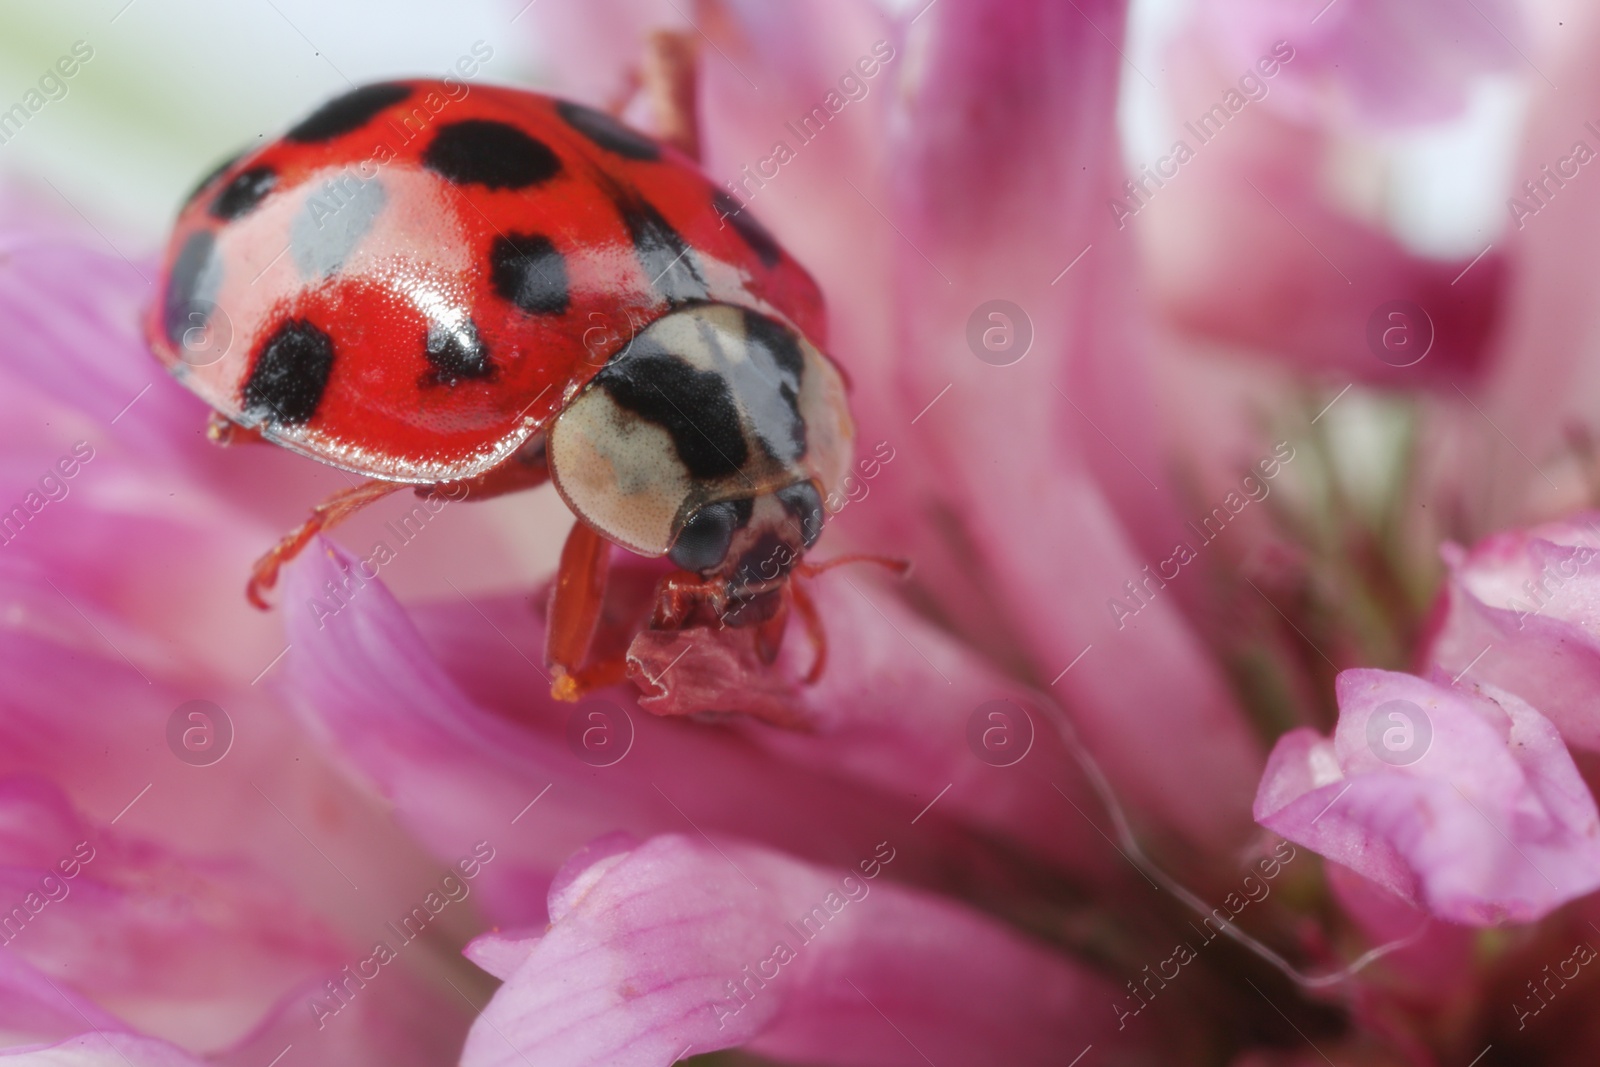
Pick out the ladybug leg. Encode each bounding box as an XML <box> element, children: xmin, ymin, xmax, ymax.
<box><xmin>752</xmin><ymin>588</ymin><xmax>791</xmax><ymax>666</ymax></box>
<box><xmin>796</xmin><ymin>553</ymin><xmax>913</xmax><ymax>580</ymax></box>
<box><xmin>546</xmin><ymin>520</ymin><xmax>614</xmax><ymax>702</ymax></box>
<box><xmin>790</xmin><ymin>578</ymin><xmax>828</xmax><ymax>684</ymax></box>
<box><xmin>641</xmin><ymin>29</ymin><xmax>701</xmax><ymax>161</ymax></box>
<box><xmin>651</xmin><ymin>570</ymin><xmax>703</xmax><ymax>629</ymax></box>
<box><xmin>247</xmin><ymin>480</ymin><xmax>407</xmax><ymax>609</ymax></box>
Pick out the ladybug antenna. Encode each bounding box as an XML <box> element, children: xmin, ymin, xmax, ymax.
<box><xmin>796</xmin><ymin>553</ymin><xmax>912</xmax><ymax>580</ymax></box>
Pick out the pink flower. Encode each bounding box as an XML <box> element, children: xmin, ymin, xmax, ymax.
<box><xmin>9</xmin><ymin>0</ymin><xmax>1600</xmax><ymax>1062</ymax></box>
<box><xmin>5</xmin><ymin>0</ymin><xmax>1202</xmax><ymax>1059</ymax></box>
<box><xmin>1140</xmin><ymin>2</ymin><xmax>1510</xmax><ymax>387</ymax></box>
<box><xmin>1429</xmin><ymin>513</ymin><xmax>1600</xmax><ymax>751</ymax></box>
<box><xmin>457</xmin><ymin>834</ymin><xmax>1117</xmax><ymax>1066</ymax></box>
<box><xmin>1255</xmin><ymin>667</ymin><xmax>1600</xmax><ymax>923</ymax></box>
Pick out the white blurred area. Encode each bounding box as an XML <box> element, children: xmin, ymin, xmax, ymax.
<box><xmin>0</xmin><ymin>0</ymin><xmax>1543</xmax><ymax>257</ymax></box>
<box><xmin>0</xmin><ymin>0</ymin><xmax>539</xmax><ymax>246</ymax></box>
<box><xmin>1121</xmin><ymin>0</ymin><xmax>1531</xmax><ymax>260</ymax></box>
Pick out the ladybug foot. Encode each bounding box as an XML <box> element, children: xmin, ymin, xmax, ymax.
<box><xmin>244</xmin><ymin>479</ymin><xmax>406</xmax><ymax>610</ymax></box>
<box><xmin>247</xmin><ymin>551</ymin><xmax>289</xmax><ymax>611</ymax></box>
<box><xmin>549</xmin><ymin>657</ymin><xmax>629</xmax><ymax>703</ymax></box>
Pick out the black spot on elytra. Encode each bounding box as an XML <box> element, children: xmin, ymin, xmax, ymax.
<box><xmin>423</xmin><ymin>120</ymin><xmax>561</xmax><ymax>189</ymax></box>
<box><xmin>163</xmin><ymin>231</ymin><xmax>222</xmax><ymax>347</ymax></box>
<box><xmin>183</xmin><ymin>152</ymin><xmax>243</xmax><ymax>209</ymax></box>
<box><xmin>598</xmin><ymin>335</ymin><xmax>747</xmax><ymax>480</ymax></box>
<box><xmin>713</xmin><ymin>190</ymin><xmax>782</xmax><ymax>268</ymax></box>
<box><xmin>490</xmin><ymin>234</ymin><xmax>569</xmax><ymax>315</ymax></box>
<box><xmin>243</xmin><ymin>319</ymin><xmax>335</xmax><ymax>426</ymax></box>
<box><xmin>621</xmin><ymin>199</ymin><xmax>705</xmax><ymax>301</ymax></box>
<box><xmin>210</xmin><ymin>166</ymin><xmax>278</xmax><ymax>220</ymax></box>
<box><xmin>556</xmin><ymin>100</ymin><xmax>660</xmax><ymax>161</ymax></box>
<box><xmin>286</xmin><ymin>83</ymin><xmax>413</xmax><ymax>143</ymax></box>
<box><xmin>423</xmin><ymin>318</ymin><xmax>493</xmax><ymax>386</ymax></box>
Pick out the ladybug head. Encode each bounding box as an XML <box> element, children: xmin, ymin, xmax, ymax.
<box><xmin>663</xmin><ymin>479</ymin><xmax>824</xmax><ymax>596</ymax></box>
<box><xmin>547</xmin><ymin>303</ymin><xmax>853</xmax><ymax>594</ymax></box>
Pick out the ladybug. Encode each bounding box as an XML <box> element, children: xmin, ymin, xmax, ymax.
<box><xmin>145</xmin><ymin>78</ymin><xmax>869</xmax><ymax>701</ymax></box>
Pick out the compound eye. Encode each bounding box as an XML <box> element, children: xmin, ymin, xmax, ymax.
<box><xmin>669</xmin><ymin>501</ymin><xmax>740</xmax><ymax>573</ymax></box>
<box><xmin>777</xmin><ymin>481</ymin><xmax>824</xmax><ymax>548</ymax></box>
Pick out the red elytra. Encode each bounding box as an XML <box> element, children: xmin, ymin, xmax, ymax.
<box><xmin>144</xmin><ymin>77</ymin><xmax>884</xmax><ymax>702</ymax></box>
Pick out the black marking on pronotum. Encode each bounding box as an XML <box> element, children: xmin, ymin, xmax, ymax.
<box><xmin>556</xmin><ymin>100</ymin><xmax>660</xmax><ymax>161</ymax></box>
<box><xmin>741</xmin><ymin>310</ymin><xmax>805</xmax><ymax>380</ymax></box>
<box><xmin>740</xmin><ymin>309</ymin><xmax>807</xmax><ymax>458</ymax></box>
<box><xmin>286</xmin><ymin>83</ymin><xmax>413</xmax><ymax>143</ymax></box>
<box><xmin>620</xmin><ymin>197</ymin><xmax>705</xmax><ymax>301</ymax></box>
<box><xmin>423</xmin><ymin>317</ymin><xmax>493</xmax><ymax>386</ymax></box>
<box><xmin>183</xmin><ymin>151</ymin><xmax>244</xmax><ymax>209</ymax></box>
<box><xmin>163</xmin><ymin>231</ymin><xmax>222</xmax><ymax>347</ymax></box>
<box><xmin>597</xmin><ymin>335</ymin><xmax>747</xmax><ymax>480</ymax></box>
<box><xmin>210</xmin><ymin>165</ymin><xmax>278</xmax><ymax>221</ymax></box>
<box><xmin>423</xmin><ymin>120</ymin><xmax>562</xmax><ymax>190</ymax></box>
<box><xmin>243</xmin><ymin>319</ymin><xmax>336</xmax><ymax>426</ymax></box>
<box><xmin>490</xmin><ymin>233</ymin><xmax>570</xmax><ymax>315</ymax></box>
<box><xmin>713</xmin><ymin>190</ymin><xmax>782</xmax><ymax>269</ymax></box>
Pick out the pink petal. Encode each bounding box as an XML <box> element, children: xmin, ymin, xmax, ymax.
<box><xmin>1196</xmin><ymin>0</ymin><xmax>1523</xmax><ymax>126</ymax></box>
<box><xmin>625</xmin><ymin>558</ymin><xmax>1120</xmax><ymax>879</ymax></box>
<box><xmin>462</xmin><ymin>929</ymin><xmax>543</xmax><ymax>982</ymax></box>
<box><xmin>860</xmin><ymin>0</ymin><xmax>1262</xmax><ymax>850</ymax></box>
<box><xmin>520</xmin><ymin>0</ymin><xmax>682</xmax><ymax>108</ymax></box>
<box><xmin>0</xmin><ymin>240</ymin><xmax>186</xmax><ymax>455</ymax></box>
<box><xmin>209</xmin><ymin>971</ymin><xmax>472</xmax><ymax>1067</ymax></box>
<box><xmin>1473</xmin><ymin>17</ymin><xmax>1600</xmax><ymax>500</ymax></box>
<box><xmin>0</xmin><ymin>557</ymin><xmax>461</xmax><ymax>1054</ymax></box>
<box><xmin>279</xmin><ymin>540</ymin><xmax>1114</xmax><ymax>930</ymax></box>
<box><xmin>461</xmin><ymin>833</ymin><xmax>1124</xmax><ymax>1067</ymax></box>
<box><xmin>0</xmin><ymin>1035</ymin><xmax>207</xmax><ymax>1067</ymax></box>
<box><xmin>0</xmin><ymin>774</ymin><xmax>352</xmax><ymax>1050</ymax></box>
<box><xmin>0</xmin><ymin>952</ymin><xmax>126</xmax><ymax>1049</ymax></box>
<box><xmin>1428</xmin><ymin>514</ymin><xmax>1600</xmax><ymax>750</ymax></box>
<box><xmin>1142</xmin><ymin>60</ymin><xmax>1505</xmax><ymax>385</ymax></box>
<box><xmin>1255</xmin><ymin>668</ymin><xmax>1600</xmax><ymax>924</ymax></box>
<box><xmin>0</xmin><ymin>219</ymin><xmax>491</xmax><ymax>1059</ymax></box>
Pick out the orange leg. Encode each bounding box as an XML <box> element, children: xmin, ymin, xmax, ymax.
<box><xmin>546</xmin><ymin>521</ymin><xmax>614</xmax><ymax>702</ymax></box>
<box><xmin>606</xmin><ymin>30</ymin><xmax>700</xmax><ymax>161</ymax></box>
<box><xmin>752</xmin><ymin>589</ymin><xmax>791</xmax><ymax>667</ymax></box>
<box><xmin>797</xmin><ymin>553</ymin><xmax>912</xmax><ymax>580</ymax></box>
<box><xmin>247</xmin><ymin>479</ymin><xmax>407</xmax><ymax>609</ymax></box>
<box><xmin>242</xmin><ymin>436</ymin><xmax>549</xmax><ymax>610</ymax></box>
<box><xmin>790</xmin><ymin>579</ymin><xmax>827</xmax><ymax>684</ymax></box>
<box><xmin>642</xmin><ymin>29</ymin><xmax>700</xmax><ymax>161</ymax></box>
<box><xmin>650</xmin><ymin>569</ymin><xmax>723</xmax><ymax>630</ymax></box>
